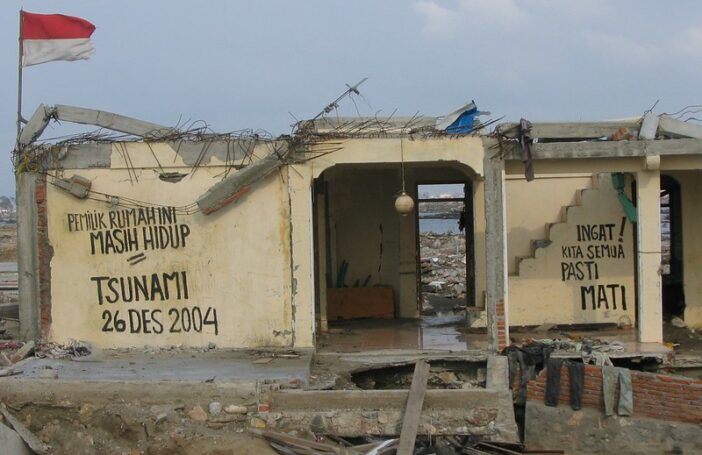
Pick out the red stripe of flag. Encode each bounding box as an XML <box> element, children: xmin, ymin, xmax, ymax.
<box><xmin>21</xmin><ymin>11</ymin><xmax>95</xmax><ymax>40</ymax></box>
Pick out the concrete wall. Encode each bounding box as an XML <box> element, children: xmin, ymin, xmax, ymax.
<box><xmin>665</xmin><ymin>171</ymin><xmax>702</xmax><ymax>328</ymax></box>
<box><xmin>508</xmin><ymin>174</ymin><xmax>636</xmax><ymax>326</ymax></box>
<box><xmin>307</xmin><ymin>137</ymin><xmax>485</xmax><ymax>317</ymax></box>
<box><xmin>505</xmin><ymin>175</ymin><xmax>593</xmax><ymax>275</ymax></box>
<box><xmin>45</xmin><ymin>142</ymin><xmax>299</xmax><ymax>349</ymax></box>
<box><xmin>324</xmin><ymin>166</ymin><xmax>404</xmax><ymax>314</ymax></box>
<box><xmin>322</xmin><ymin>163</ymin><xmax>480</xmax><ymax>319</ymax></box>
<box><xmin>38</xmin><ymin>136</ymin><xmax>486</xmax><ymax>349</ymax></box>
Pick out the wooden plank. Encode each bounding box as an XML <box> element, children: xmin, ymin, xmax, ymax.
<box><xmin>501</xmin><ymin>138</ymin><xmax>702</xmax><ymax>161</ymax></box>
<box><xmin>54</xmin><ymin>105</ymin><xmax>175</xmax><ymax>138</ymax></box>
<box><xmin>326</xmin><ymin>287</ymin><xmax>394</xmax><ymax>320</ymax></box>
<box><xmin>498</xmin><ymin>121</ymin><xmax>640</xmax><ymax>140</ymax></box>
<box><xmin>397</xmin><ymin>361</ymin><xmax>431</xmax><ymax>455</ymax></box>
<box><xmin>249</xmin><ymin>428</ymin><xmax>343</xmax><ymax>454</ymax></box>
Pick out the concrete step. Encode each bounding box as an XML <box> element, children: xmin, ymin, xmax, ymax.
<box><xmin>257</xmin><ymin>388</ymin><xmax>519</xmax><ymax>442</ymax></box>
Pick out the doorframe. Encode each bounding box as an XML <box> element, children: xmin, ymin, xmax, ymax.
<box><xmin>414</xmin><ymin>180</ymin><xmax>475</xmax><ymax>312</ymax></box>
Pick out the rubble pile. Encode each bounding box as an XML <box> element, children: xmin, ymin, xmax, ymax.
<box><xmin>420</xmin><ymin>233</ymin><xmax>467</xmax><ymax>299</ymax></box>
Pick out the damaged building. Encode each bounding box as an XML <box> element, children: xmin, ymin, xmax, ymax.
<box><xmin>2</xmin><ymin>101</ymin><xmax>702</xmax><ymax>453</ymax></box>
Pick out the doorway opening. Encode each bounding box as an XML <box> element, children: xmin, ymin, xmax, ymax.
<box><xmin>660</xmin><ymin>175</ymin><xmax>684</xmax><ymax>320</ymax></box>
<box><xmin>417</xmin><ymin>183</ymin><xmax>473</xmax><ymax>319</ymax></box>
<box><xmin>313</xmin><ymin>163</ymin><xmax>483</xmax><ymax>352</ymax></box>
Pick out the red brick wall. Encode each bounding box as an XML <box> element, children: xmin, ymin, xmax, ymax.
<box><xmin>526</xmin><ymin>363</ymin><xmax>702</xmax><ymax>424</ymax></box>
<box><xmin>35</xmin><ymin>177</ymin><xmax>53</xmax><ymax>339</ymax></box>
<box><xmin>496</xmin><ymin>299</ymin><xmax>507</xmax><ymax>351</ymax></box>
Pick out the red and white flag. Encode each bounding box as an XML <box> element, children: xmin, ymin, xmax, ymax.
<box><xmin>21</xmin><ymin>11</ymin><xmax>96</xmax><ymax>67</ymax></box>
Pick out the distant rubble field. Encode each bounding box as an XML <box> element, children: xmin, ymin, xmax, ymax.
<box><xmin>0</xmin><ymin>224</ymin><xmax>17</xmax><ymax>262</ymax></box>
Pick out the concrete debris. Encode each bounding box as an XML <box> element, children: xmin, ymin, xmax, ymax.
<box><xmin>0</xmin><ymin>403</ymin><xmax>51</xmax><ymax>455</ymax></box>
<box><xmin>251</xmin><ymin>427</ymin><xmax>400</xmax><ymax>455</ymax></box>
<box><xmin>670</xmin><ymin>316</ymin><xmax>687</xmax><ymax>328</ymax></box>
<box><xmin>35</xmin><ymin>339</ymin><xmax>91</xmax><ymax>359</ymax></box>
<box><xmin>186</xmin><ymin>405</ymin><xmax>208</xmax><ymax>422</ymax></box>
<box><xmin>196</xmin><ymin>143</ymin><xmax>291</xmax><ymax>215</ymax></box>
<box><xmin>420</xmin><ymin>233</ymin><xmax>467</xmax><ymax>302</ymax></box>
<box><xmin>0</xmin><ymin>366</ymin><xmax>18</xmax><ymax>377</ymax></box>
<box><xmin>251</xmin><ymin>427</ymin><xmax>526</xmax><ymax>455</ymax></box>
<box><xmin>208</xmin><ymin>401</ymin><xmax>222</xmax><ymax>416</ymax></box>
<box><xmin>10</xmin><ymin>340</ymin><xmax>34</xmax><ymax>363</ymax></box>
<box><xmin>224</xmin><ymin>404</ymin><xmax>248</xmax><ymax>414</ymax></box>
<box><xmin>0</xmin><ymin>419</ymin><xmax>33</xmax><ymax>455</ymax></box>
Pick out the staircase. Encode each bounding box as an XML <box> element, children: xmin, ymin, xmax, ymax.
<box><xmin>508</xmin><ymin>173</ymin><xmax>635</xmax><ymax>327</ymax></box>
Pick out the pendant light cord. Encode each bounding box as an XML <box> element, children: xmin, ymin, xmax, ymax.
<box><xmin>400</xmin><ymin>137</ymin><xmax>406</xmax><ymax>193</ymax></box>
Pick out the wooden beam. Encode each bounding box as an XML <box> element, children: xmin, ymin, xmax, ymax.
<box><xmin>397</xmin><ymin>361</ymin><xmax>430</xmax><ymax>455</ymax></box>
<box><xmin>501</xmin><ymin>138</ymin><xmax>702</xmax><ymax>160</ymax></box>
<box><xmin>54</xmin><ymin>105</ymin><xmax>176</xmax><ymax>138</ymax></box>
<box><xmin>497</xmin><ymin>121</ymin><xmax>641</xmax><ymax>140</ymax></box>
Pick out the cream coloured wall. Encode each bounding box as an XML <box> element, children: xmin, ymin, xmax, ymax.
<box><xmin>508</xmin><ymin>174</ymin><xmax>636</xmax><ymax>326</ymax></box>
<box><xmin>45</xmin><ymin>137</ymin><xmax>487</xmax><ymax>349</ymax></box>
<box><xmin>47</xmin><ymin>142</ymin><xmax>297</xmax><ymax>349</ymax></box>
<box><xmin>665</xmin><ymin>171</ymin><xmax>702</xmax><ymax>328</ymax></box>
<box><xmin>506</xmin><ymin>175</ymin><xmax>593</xmax><ymax>275</ymax></box>
<box><xmin>305</xmin><ymin>137</ymin><xmax>485</xmax><ymax>317</ymax></box>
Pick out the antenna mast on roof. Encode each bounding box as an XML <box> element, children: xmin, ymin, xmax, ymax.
<box><xmin>302</xmin><ymin>78</ymin><xmax>368</xmax><ymax>128</ymax></box>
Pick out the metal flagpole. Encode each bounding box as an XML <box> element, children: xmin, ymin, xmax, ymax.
<box><xmin>16</xmin><ymin>10</ymin><xmax>24</xmax><ymax>144</ymax></box>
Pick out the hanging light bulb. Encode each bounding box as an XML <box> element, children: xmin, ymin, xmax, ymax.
<box><xmin>395</xmin><ymin>137</ymin><xmax>414</xmax><ymax>215</ymax></box>
<box><xmin>395</xmin><ymin>191</ymin><xmax>414</xmax><ymax>215</ymax></box>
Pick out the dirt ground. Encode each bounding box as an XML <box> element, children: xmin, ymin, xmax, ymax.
<box><xmin>1</xmin><ymin>402</ymin><xmax>278</xmax><ymax>455</ymax></box>
<box><xmin>664</xmin><ymin>321</ymin><xmax>702</xmax><ymax>355</ymax></box>
<box><xmin>0</xmin><ymin>225</ymin><xmax>16</xmax><ymax>262</ymax></box>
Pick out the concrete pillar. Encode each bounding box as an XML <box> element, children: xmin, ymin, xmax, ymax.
<box><xmin>315</xmin><ymin>185</ymin><xmax>328</xmax><ymax>332</ymax></box>
<box><xmin>398</xmin><ymin>169</ymin><xmax>419</xmax><ymax>318</ymax></box>
<box><xmin>636</xmin><ymin>169</ymin><xmax>663</xmax><ymax>343</ymax></box>
<box><xmin>484</xmin><ymin>154</ymin><xmax>509</xmax><ymax>351</ymax></box>
<box><xmin>16</xmin><ymin>172</ymin><xmax>40</xmax><ymax>341</ymax></box>
<box><xmin>287</xmin><ymin>165</ymin><xmax>316</xmax><ymax>348</ymax></box>
<box><xmin>473</xmin><ymin>181</ymin><xmax>487</xmax><ymax>306</ymax></box>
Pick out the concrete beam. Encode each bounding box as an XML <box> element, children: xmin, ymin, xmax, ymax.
<box><xmin>658</xmin><ymin>115</ymin><xmax>702</xmax><ymax>140</ymax></box>
<box><xmin>196</xmin><ymin>144</ymin><xmax>291</xmax><ymax>215</ymax></box>
<box><xmin>18</xmin><ymin>104</ymin><xmax>51</xmax><ymax>147</ymax></box>
<box><xmin>501</xmin><ymin>138</ymin><xmax>702</xmax><ymax>161</ymax></box>
<box><xmin>43</xmin><ymin>140</ymin><xmax>258</xmax><ymax>171</ymax></box>
<box><xmin>497</xmin><ymin>121</ymin><xmax>641</xmax><ymax>140</ymax></box>
<box><xmin>54</xmin><ymin>105</ymin><xmax>176</xmax><ymax>138</ymax></box>
<box><xmin>16</xmin><ymin>173</ymin><xmax>40</xmax><ymax>341</ymax></box>
<box><xmin>264</xmin><ymin>389</ymin><xmax>519</xmax><ymax>441</ymax></box>
<box><xmin>483</xmin><ymin>149</ymin><xmax>509</xmax><ymax>351</ymax></box>
<box><xmin>639</xmin><ymin>113</ymin><xmax>660</xmax><ymax>140</ymax></box>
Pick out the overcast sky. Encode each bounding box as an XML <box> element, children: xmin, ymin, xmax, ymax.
<box><xmin>2</xmin><ymin>0</ymin><xmax>702</xmax><ymax>197</ymax></box>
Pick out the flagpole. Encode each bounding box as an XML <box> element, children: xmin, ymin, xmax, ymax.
<box><xmin>16</xmin><ymin>10</ymin><xmax>24</xmax><ymax>144</ymax></box>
